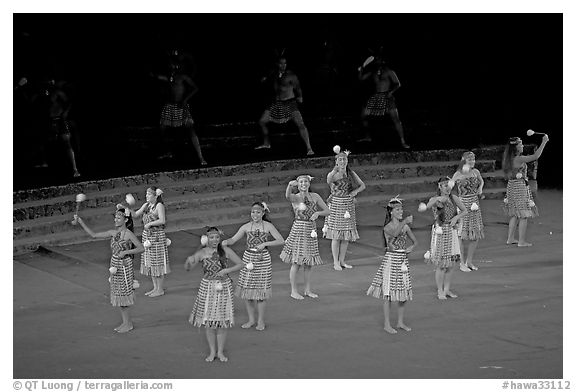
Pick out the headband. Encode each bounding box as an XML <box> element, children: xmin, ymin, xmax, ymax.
<box><xmin>296</xmin><ymin>175</ymin><xmax>314</xmax><ymax>182</ymax></box>
<box><xmin>387</xmin><ymin>194</ymin><xmax>403</xmax><ymax>207</ymax></box>
<box><xmin>461</xmin><ymin>151</ymin><xmax>475</xmax><ymax>160</ymax></box>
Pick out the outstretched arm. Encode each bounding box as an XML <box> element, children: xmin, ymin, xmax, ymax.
<box><xmin>73</xmin><ymin>215</ymin><xmax>115</xmax><ymax>239</ymax></box>
<box><xmin>222</xmin><ymin>225</ymin><xmax>247</xmax><ymax>247</ymax></box>
<box><xmin>516</xmin><ymin>135</ymin><xmax>549</xmax><ymax>164</ymax></box>
<box><xmin>285</xmin><ymin>181</ymin><xmax>299</xmax><ymax>202</ymax></box>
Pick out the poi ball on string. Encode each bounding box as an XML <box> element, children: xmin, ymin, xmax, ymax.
<box><xmin>322</xmin><ymin>224</ymin><xmax>328</xmax><ymax>234</ymax></box>
<box><xmin>200</xmin><ymin>235</ymin><xmax>208</xmax><ymax>246</ymax></box>
<box><xmin>133</xmin><ymin>280</ymin><xmax>140</xmax><ymax>289</ymax></box>
<box><xmin>516</xmin><ymin>172</ymin><xmax>523</xmax><ymax>179</ymax></box>
<box><xmin>503</xmin><ymin>198</ymin><xmax>508</xmax><ymax>204</ymax></box>
<box><xmin>435</xmin><ymin>226</ymin><xmax>443</xmax><ymax>235</ymax></box>
<box><xmin>166</xmin><ymin>238</ymin><xmax>171</xmax><ymax>246</ymax></box>
<box><xmin>310</xmin><ymin>230</ymin><xmax>318</xmax><ymax>238</ymax></box>
<box><xmin>424</xmin><ymin>250</ymin><xmax>431</xmax><ymax>260</ymax></box>
<box><xmin>297</xmin><ymin>203</ymin><xmax>307</xmax><ymax>211</ymax></box>
<box><xmin>333</xmin><ymin>145</ymin><xmax>341</xmax><ymax>154</ymax></box>
<box><xmin>125</xmin><ymin>193</ymin><xmax>136</xmax><ymax>206</ymax></box>
<box><xmin>343</xmin><ymin>211</ymin><xmax>351</xmax><ymax>219</ymax></box>
<box><xmin>215</xmin><ymin>281</ymin><xmax>224</xmax><ymax>291</ymax></box>
<box><xmin>470</xmin><ymin>202</ymin><xmax>479</xmax><ymax>211</ymax></box>
<box><xmin>400</xmin><ymin>263</ymin><xmax>408</xmax><ymax>272</ymax></box>
<box><xmin>529</xmin><ymin>200</ymin><xmax>536</xmax><ymax>207</ymax></box>
<box><xmin>108</xmin><ymin>277</ymin><xmax>111</xmax><ymax>283</ymax></box>
<box><xmin>143</xmin><ymin>240</ymin><xmax>151</xmax><ymax>248</ymax></box>
<box><xmin>109</xmin><ymin>267</ymin><xmax>117</xmax><ymax>274</ymax></box>
<box><xmin>462</xmin><ymin>164</ymin><xmax>470</xmax><ymax>174</ymax></box>
<box><xmin>527</xmin><ymin>129</ymin><xmax>535</xmax><ymax>136</ymax></box>
<box><xmin>246</xmin><ymin>262</ymin><xmax>254</xmax><ymax>271</ymax></box>
<box><xmin>418</xmin><ymin>203</ymin><xmax>427</xmax><ymax>212</ymax></box>
<box><xmin>76</xmin><ymin>193</ymin><xmax>87</xmax><ymax>203</ymax></box>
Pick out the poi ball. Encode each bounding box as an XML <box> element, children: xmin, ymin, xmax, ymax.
<box><xmin>310</xmin><ymin>230</ymin><xmax>318</xmax><ymax>238</ymax></box>
<box><xmin>125</xmin><ymin>193</ymin><xmax>136</xmax><ymax>206</ymax></box>
<box><xmin>424</xmin><ymin>250</ymin><xmax>431</xmax><ymax>260</ymax></box>
<box><xmin>470</xmin><ymin>202</ymin><xmax>479</xmax><ymax>211</ymax></box>
<box><xmin>76</xmin><ymin>193</ymin><xmax>87</xmax><ymax>203</ymax></box>
<box><xmin>143</xmin><ymin>240</ymin><xmax>151</xmax><ymax>248</ymax></box>
<box><xmin>529</xmin><ymin>200</ymin><xmax>536</xmax><ymax>207</ymax></box>
<box><xmin>215</xmin><ymin>281</ymin><xmax>223</xmax><ymax>291</ymax></box>
<box><xmin>435</xmin><ymin>226</ymin><xmax>443</xmax><ymax>235</ymax></box>
<box><xmin>109</xmin><ymin>266</ymin><xmax>117</xmax><ymax>274</ymax></box>
<box><xmin>516</xmin><ymin>172</ymin><xmax>523</xmax><ymax>179</ymax></box>
<box><xmin>166</xmin><ymin>238</ymin><xmax>171</xmax><ymax>246</ymax></box>
<box><xmin>418</xmin><ymin>203</ymin><xmax>427</xmax><ymax>212</ymax></box>
<box><xmin>344</xmin><ymin>211</ymin><xmax>351</xmax><ymax>219</ymax></box>
<box><xmin>297</xmin><ymin>203</ymin><xmax>306</xmax><ymax>211</ymax></box>
<box><xmin>527</xmin><ymin>129</ymin><xmax>535</xmax><ymax>136</ymax></box>
<box><xmin>333</xmin><ymin>145</ymin><xmax>341</xmax><ymax>154</ymax></box>
<box><xmin>322</xmin><ymin>225</ymin><xmax>328</xmax><ymax>234</ymax></box>
<box><xmin>448</xmin><ymin>180</ymin><xmax>455</xmax><ymax>189</ymax></box>
<box><xmin>246</xmin><ymin>262</ymin><xmax>254</xmax><ymax>271</ymax></box>
<box><xmin>462</xmin><ymin>164</ymin><xmax>470</xmax><ymax>174</ymax></box>
<box><xmin>108</xmin><ymin>277</ymin><xmax>111</xmax><ymax>283</ymax></box>
<box><xmin>133</xmin><ymin>280</ymin><xmax>140</xmax><ymax>289</ymax></box>
<box><xmin>400</xmin><ymin>263</ymin><xmax>408</xmax><ymax>272</ymax></box>
<box><xmin>503</xmin><ymin>198</ymin><xmax>508</xmax><ymax>204</ymax></box>
<box><xmin>200</xmin><ymin>235</ymin><xmax>208</xmax><ymax>246</ymax></box>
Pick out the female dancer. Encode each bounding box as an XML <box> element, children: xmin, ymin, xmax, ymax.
<box><xmin>423</xmin><ymin>177</ymin><xmax>468</xmax><ymax>299</ymax></box>
<box><xmin>73</xmin><ymin>208</ymin><xmax>144</xmax><ymax>333</ymax></box>
<box><xmin>131</xmin><ymin>187</ymin><xmax>170</xmax><ymax>297</ymax></box>
<box><xmin>185</xmin><ymin>227</ymin><xmax>244</xmax><ymax>362</ymax></box>
<box><xmin>280</xmin><ymin>175</ymin><xmax>330</xmax><ymax>300</ymax></box>
<box><xmin>324</xmin><ymin>147</ymin><xmax>366</xmax><ymax>270</ymax></box>
<box><xmin>451</xmin><ymin>151</ymin><xmax>484</xmax><ymax>271</ymax></box>
<box><xmin>503</xmin><ymin>134</ymin><xmax>549</xmax><ymax>246</ymax></box>
<box><xmin>367</xmin><ymin>196</ymin><xmax>417</xmax><ymax>334</ymax></box>
<box><xmin>222</xmin><ymin>202</ymin><xmax>284</xmax><ymax>331</ymax></box>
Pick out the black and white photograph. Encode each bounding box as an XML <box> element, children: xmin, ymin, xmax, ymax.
<box><xmin>8</xmin><ymin>4</ymin><xmax>571</xmax><ymax>388</ymax></box>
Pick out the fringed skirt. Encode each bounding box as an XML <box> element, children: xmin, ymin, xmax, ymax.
<box><xmin>160</xmin><ymin>103</ymin><xmax>194</xmax><ymax>128</ymax></box>
<box><xmin>324</xmin><ymin>195</ymin><xmax>359</xmax><ymax>241</ymax></box>
<box><xmin>189</xmin><ymin>278</ymin><xmax>235</xmax><ymax>329</ymax></box>
<box><xmin>458</xmin><ymin>195</ymin><xmax>485</xmax><ymax>240</ymax></box>
<box><xmin>365</xmin><ymin>93</ymin><xmax>396</xmax><ymax>116</ymax></box>
<box><xmin>235</xmin><ymin>249</ymin><xmax>272</xmax><ymax>300</ymax></box>
<box><xmin>428</xmin><ymin>224</ymin><xmax>461</xmax><ymax>269</ymax></box>
<box><xmin>366</xmin><ymin>250</ymin><xmax>412</xmax><ymax>301</ymax></box>
<box><xmin>268</xmin><ymin>99</ymin><xmax>299</xmax><ymax>124</ymax></box>
<box><xmin>504</xmin><ymin>179</ymin><xmax>539</xmax><ymax>218</ymax></box>
<box><xmin>280</xmin><ymin>220</ymin><xmax>323</xmax><ymax>266</ymax></box>
<box><xmin>140</xmin><ymin>228</ymin><xmax>170</xmax><ymax>277</ymax></box>
<box><xmin>110</xmin><ymin>256</ymin><xmax>135</xmax><ymax>307</ymax></box>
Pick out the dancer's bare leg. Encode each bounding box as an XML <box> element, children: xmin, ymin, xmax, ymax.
<box><xmin>338</xmin><ymin>240</ymin><xmax>351</xmax><ymax>268</ymax></box>
<box><xmin>216</xmin><ymin>329</ymin><xmax>228</xmax><ymax>362</ymax></box>
<box><xmin>289</xmin><ymin>264</ymin><xmax>304</xmax><ymax>300</ymax></box>
<box><xmin>507</xmin><ymin>216</ymin><xmax>518</xmax><ymax>244</ymax></box>
<box><xmin>518</xmin><ymin>218</ymin><xmax>532</xmax><ymax>246</ymax></box>
<box><xmin>205</xmin><ymin>328</ymin><xmax>217</xmax><ymax>362</ymax></box>
<box><xmin>396</xmin><ymin>301</ymin><xmax>411</xmax><ymax>331</ymax></box>
<box><xmin>242</xmin><ymin>300</ymin><xmax>256</xmax><ymax>328</ymax></box>
<box><xmin>303</xmin><ymin>265</ymin><xmax>318</xmax><ymax>298</ymax></box>
<box><xmin>383</xmin><ymin>299</ymin><xmax>396</xmax><ymax>334</ymax></box>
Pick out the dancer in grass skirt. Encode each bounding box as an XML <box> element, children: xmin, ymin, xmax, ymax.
<box><xmin>280</xmin><ymin>175</ymin><xmax>330</xmax><ymax>300</ymax></box>
<box><xmin>451</xmin><ymin>151</ymin><xmax>484</xmax><ymax>272</ymax></box>
<box><xmin>73</xmin><ymin>208</ymin><xmax>144</xmax><ymax>333</ymax></box>
<box><xmin>502</xmin><ymin>135</ymin><xmax>549</xmax><ymax>247</ymax></box>
<box><xmin>367</xmin><ymin>196</ymin><xmax>417</xmax><ymax>334</ymax></box>
<box><xmin>324</xmin><ymin>146</ymin><xmax>366</xmax><ymax>270</ymax></box>
<box><xmin>130</xmin><ymin>186</ymin><xmax>170</xmax><ymax>297</ymax></box>
<box><xmin>185</xmin><ymin>227</ymin><xmax>244</xmax><ymax>362</ymax></box>
<box><xmin>422</xmin><ymin>177</ymin><xmax>468</xmax><ymax>300</ymax></box>
<box><xmin>222</xmin><ymin>202</ymin><xmax>284</xmax><ymax>331</ymax></box>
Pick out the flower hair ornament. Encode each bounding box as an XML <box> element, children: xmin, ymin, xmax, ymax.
<box><xmin>387</xmin><ymin>194</ymin><xmax>403</xmax><ymax>207</ymax></box>
<box><xmin>296</xmin><ymin>175</ymin><xmax>314</xmax><ymax>182</ymax></box>
<box><xmin>155</xmin><ymin>188</ymin><xmax>164</xmax><ymax>196</ymax></box>
<box><xmin>461</xmin><ymin>151</ymin><xmax>475</xmax><ymax>160</ymax></box>
<box><xmin>333</xmin><ymin>145</ymin><xmax>351</xmax><ymax>158</ymax></box>
<box><xmin>261</xmin><ymin>201</ymin><xmax>270</xmax><ymax>212</ymax></box>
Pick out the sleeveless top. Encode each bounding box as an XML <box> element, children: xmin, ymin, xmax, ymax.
<box><xmin>143</xmin><ymin>204</ymin><xmax>165</xmax><ymax>229</ymax></box>
<box><xmin>201</xmin><ymin>251</ymin><xmax>228</xmax><ymax>280</ymax></box>
<box><xmin>432</xmin><ymin>198</ymin><xmax>458</xmax><ymax>224</ymax></box>
<box><xmin>456</xmin><ymin>176</ymin><xmax>481</xmax><ymax>197</ymax></box>
<box><xmin>246</xmin><ymin>223</ymin><xmax>269</xmax><ymax>250</ymax></box>
<box><xmin>329</xmin><ymin>176</ymin><xmax>354</xmax><ymax>197</ymax></box>
<box><xmin>111</xmin><ymin>231</ymin><xmax>132</xmax><ymax>260</ymax></box>
<box><xmin>293</xmin><ymin>196</ymin><xmax>319</xmax><ymax>221</ymax></box>
<box><xmin>385</xmin><ymin>229</ymin><xmax>408</xmax><ymax>251</ymax></box>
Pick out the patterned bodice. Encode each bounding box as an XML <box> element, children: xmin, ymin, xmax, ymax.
<box><xmin>330</xmin><ymin>176</ymin><xmax>353</xmax><ymax>197</ymax></box>
<box><xmin>110</xmin><ymin>231</ymin><xmax>132</xmax><ymax>259</ymax></box>
<box><xmin>202</xmin><ymin>251</ymin><xmax>227</xmax><ymax>279</ymax></box>
<box><xmin>292</xmin><ymin>196</ymin><xmax>319</xmax><ymax>221</ymax></box>
<box><xmin>433</xmin><ymin>198</ymin><xmax>458</xmax><ymax>224</ymax></box>
<box><xmin>456</xmin><ymin>176</ymin><xmax>481</xmax><ymax>197</ymax></box>
<box><xmin>385</xmin><ymin>229</ymin><xmax>408</xmax><ymax>251</ymax></box>
<box><xmin>246</xmin><ymin>225</ymin><xmax>269</xmax><ymax>249</ymax></box>
<box><xmin>143</xmin><ymin>204</ymin><xmax>164</xmax><ymax>228</ymax></box>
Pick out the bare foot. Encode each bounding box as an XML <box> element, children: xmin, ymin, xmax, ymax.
<box><xmin>384</xmin><ymin>325</ymin><xmax>398</xmax><ymax>334</ymax></box>
<box><xmin>459</xmin><ymin>264</ymin><xmax>472</xmax><ymax>272</ymax></box>
<box><xmin>304</xmin><ymin>291</ymin><xmax>319</xmax><ymax>298</ymax></box>
<box><xmin>518</xmin><ymin>242</ymin><xmax>533</xmax><ymax>247</ymax></box>
<box><xmin>467</xmin><ymin>263</ymin><xmax>478</xmax><ymax>271</ymax></box>
<box><xmin>401</xmin><ymin>142</ymin><xmax>411</xmax><ymax>149</ymax></box>
<box><xmin>306</xmin><ymin>150</ymin><xmax>315</xmax><ymax>156</ymax></box>
<box><xmin>205</xmin><ymin>353</ymin><xmax>216</xmax><ymax>362</ymax></box>
<box><xmin>149</xmin><ymin>290</ymin><xmax>165</xmax><ymax>298</ymax></box>
<box><xmin>116</xmin><ymin>323</ymin><xmax>134</xmax><ymax>333</ymax></box>
<box><xmin>241</xmin><ymin>322</ymin><xmax>255</xmax><ymax>329</ymax></box>
<box><xmin>255</xmin><ymin>323</ymin><xmax>266</xmax><ymax>331</ymax></box>
<box><xmin>506</xmin><ymin>240</ymin><xmax>518</xmax><ymax>245</ymax></box>
<box><xmin>144</xmin><ymin>289</ymin><xmax>155</xmax><ymax>296</ymax></box>
<box><xmin>291</xmin><ymin>292</ymin><xmax>304</xmax><ymax>300</ymax></box>
<box><xmin>445</xmin><ymin>291</ymin><xmax>458</xmax><ymax>298</ymax></box>
<box><xmin>396</xmin><ymin>323</ymin><xmax>412</xmax><ymax>332</ymax></box>
<box><xmin>217</xmin><ymin>353</ymin><xmax>228</xmax><ymax>362</ymax></box>
<box><xmin>114</xmin><ymin>323</ymin><xmax>125</xmax><ymax>332</ymax></box>
<box><xmin>437</xmin><ymin>292</ymin><xmax>447</xmax><ymax>300</ymax></box>
<box><xmin>333</xmin><ymin>264</ymin><xmax>343</xmax><ymax>271</ymax></box>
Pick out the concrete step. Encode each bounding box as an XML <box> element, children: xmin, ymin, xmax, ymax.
<box><xmin>14</xmin><ymin>146</ymin><xmax>512</xmax><ymax>204</ymax></box>
<box><xmin>13</xmin><ymin>187</ymin><xmax>507</xmax><ymax>255</ymax></box>
<box><xmin>13</xmin><ymin>159</ymin><xmax>497</xmax><ymax>222</ymax></box>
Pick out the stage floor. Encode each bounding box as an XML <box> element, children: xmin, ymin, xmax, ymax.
<box><xmin>13</xmin><ymin>190</ymin><xmax>563</xmax><ymax>379</ymax></box>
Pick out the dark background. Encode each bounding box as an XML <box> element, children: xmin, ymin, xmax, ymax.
<box><xmin>13</xmin><ymin>14</ymin><xmax>562</xmax><ymax>190</ymax></box>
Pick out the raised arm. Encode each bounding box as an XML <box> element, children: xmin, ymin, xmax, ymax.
<box><xmin>74</xmin><ymin>216</ymin><xmax>115</xmax><ymax>239</ymax></box>
<box><xmin>516</xmin><ymin>135</ymin><xmax>549</xmax><ymax>164</ymax></box>
<box><xmin>285</xmin><ymin>181</ymin><xmax>299</xmax><ymax>202</ymax></box>
<box><xmin>132</xmin><ymin>202</ymin><xmax>149</xmax><ymax>218</ymax></box>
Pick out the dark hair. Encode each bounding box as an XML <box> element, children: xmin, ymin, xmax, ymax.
<box><xmin>502</xmin><ymin>138</ymin><xmax>521</xmax><ymax>178</ymax></box>
<box><xmin>252</xmin><ymin>202</ymin><xmax>271</xmax><ymax>223</ymax></box>
<box><xmin>206</xmin><ymin>226</ymin><xmax>227</xmax><ymax>269</ymax></box>
<box><xmin>148</xmin><ymin>186</ymin><xmax>164</xmax><ymax>206</ymax></box>
<box><xmin>115</xmin><ymin>208</ymin><xmax>134</xmax><ymax>233</ymax></box>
